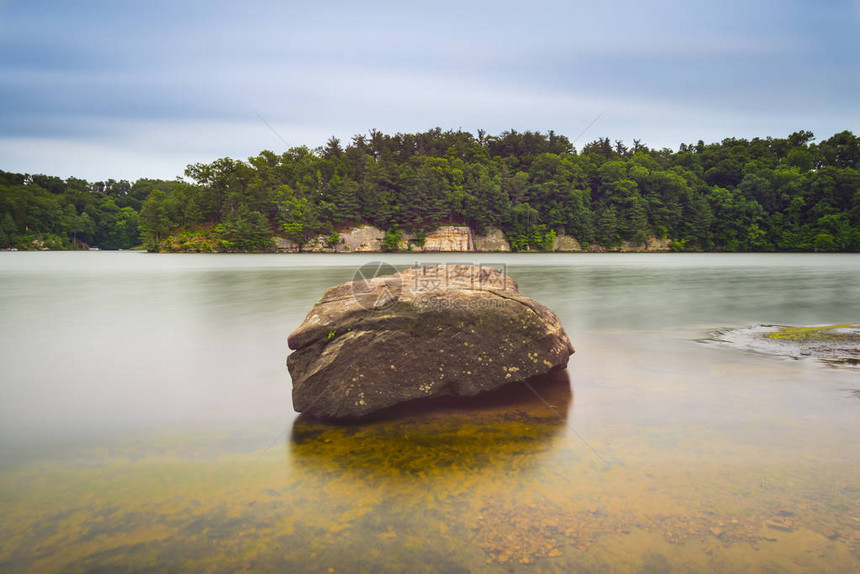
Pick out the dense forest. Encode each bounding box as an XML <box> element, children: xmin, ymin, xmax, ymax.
<box><xmin>1</xmin><ymin>129</ymin><xmax>859</xmax><ymax>252</ymax></box>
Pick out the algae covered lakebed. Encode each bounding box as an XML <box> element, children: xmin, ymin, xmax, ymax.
<box><xmin>1</xmin><ymin>252</ymin><xmax>859</xmax><ymax>572</ymax></box>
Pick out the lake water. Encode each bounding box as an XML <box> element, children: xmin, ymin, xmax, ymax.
<box><xmin>1</xmin><ymin>252</ymin><xmax>858</xmax><ymax>573</ymax></box>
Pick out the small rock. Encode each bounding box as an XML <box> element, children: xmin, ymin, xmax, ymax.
<box><xmin>767</xmin><ymin>517</ymin><xmax>794</xmax><ymax>532</ymax></box>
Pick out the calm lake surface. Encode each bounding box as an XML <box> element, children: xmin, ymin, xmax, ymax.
<box><xmin>1</xmin><ymin>252</ymin><xmax>858</xmax><ymax>572</ymax></box>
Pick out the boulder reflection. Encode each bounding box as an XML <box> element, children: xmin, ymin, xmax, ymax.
<box><xmin>289</xmin><ymin>369</ymin><xmax>571</xmax><ymax>479</ymax></box>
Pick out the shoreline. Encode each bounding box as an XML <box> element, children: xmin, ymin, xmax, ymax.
<box><xmin>4</xmin><ymin>248</ymin><xmax>855</xmax><ymax>255</ymax></box>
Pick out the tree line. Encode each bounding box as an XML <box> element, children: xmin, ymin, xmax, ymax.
<box><xmin>1</xmin><ymin>128</ymin><xmax>858</xmax><ymax>252</ymax></box>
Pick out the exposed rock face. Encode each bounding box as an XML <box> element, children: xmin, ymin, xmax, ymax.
<box><xmin>274</xmin><ymin>237</ymin><xmax>300</xmax><ymax>253</ymax></box>
<box><xmin>305</xmin><ymin>225</ymin><xmax>385</xmax><ymax>252</ymax></box>
<box><xmin>620</xmin><ymin>236</ymin><xmax>671</xmax><ymax>252</ymax></box>
<box><xmin>306</xmin><ymin>225</ymin><xmax>474</xmax><ymax>252</ymax></box>
<box><xmin>287</xmin><ymin>264</ymin><xmax>574</xmax><ymax>419</ymax></box>
<box><xmin>553</xmin><ymin>234</ymin><xmax>582</xmax><ymax>252</ymax></box>
<box><xmin>421</xmin><ymin>226</ymin><xmax>473</xmax><ymax>251</ymax></box>
<box><xmin>296</xmin><ymin>225</ymin><xmax>677</xmax><ymax>253</ymax></box>
<box><xmin>340</xmin><ymin>226</ymin><xmax>386</xmax><ymax>251</ymax></box>
<box><xmin>474</xmin><ymin>227</ymin><xmax>511</xmax><ymax>252</ymax></box>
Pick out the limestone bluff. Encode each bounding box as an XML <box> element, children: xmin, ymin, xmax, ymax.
<box><xmin>275</xmin><ymin>225</ymin><xmax>672</xmax><ymax>253</ymax></box>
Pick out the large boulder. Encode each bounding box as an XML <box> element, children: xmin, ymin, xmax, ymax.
<box><xmin>287</xmin><ymin>264</ymin><xmax>574</xmax><ymax>419</ymax></box>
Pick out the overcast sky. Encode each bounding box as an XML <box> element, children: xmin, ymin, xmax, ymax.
<box><xmin>1</xmin><ymin>0</ymin><xmax>859</xmax><ymax>181</ymax></box>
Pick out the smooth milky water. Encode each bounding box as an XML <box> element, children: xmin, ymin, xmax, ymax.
<box><xmin>0</xmin><ymin>252</ymin><xmax>858</xmax><ymax>572</ymax></box>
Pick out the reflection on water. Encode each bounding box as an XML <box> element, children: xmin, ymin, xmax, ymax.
<box><xmin>290</xmin><ymin>369</ymin><xmax>571</xmax><ymax>480</ymax></box>
<box><xmin>1</xmin><ymin>252</ymin><xmax>859</xmax><ymax>572</ymax></box>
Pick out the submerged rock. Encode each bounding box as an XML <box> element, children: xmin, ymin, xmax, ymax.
<box><xmin>705</xmin><ymin>324</ymin><xmax>860</xmax><ymax>368</ymax></box>
<box><xmin>287</xmin><ymin>264</ymin><xmax>574</xmax><ymax>419</ymax></box>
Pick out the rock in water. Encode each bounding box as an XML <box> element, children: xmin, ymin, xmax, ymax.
<box><xmin>287</xmin><ymin>264</ymin><xmax>574</xmax><ymax>419</ymax></box>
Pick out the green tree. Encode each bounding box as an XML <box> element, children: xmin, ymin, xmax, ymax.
<box><xmin>333</xmin><ymin>178</ymin><xmax>361</xmax><ymax>226</ymax></box>
<box><xmin>382</xmin><ymin>227</ymin><xmax>402</xmax><ymax>251</ymax></box>
<box><xmin>325</xmin><ymin>231</ymin><xmax>340</xmax><ymax>249</ymax></box>
<box><xmin>282</xmin><ymin>196</ymin><xmax>309</xmax><ymax>248</ymax></box>
<box><xmin>0</xmin><ymin>213</ymin><xmax>18</xmax><ymax>247</ymax></box>
<box><xmin>139</xmin><ymin>190</ymin><xmax>171</xmax><ymax>250</ymax></box>
<box><xmin>627</xmin><ymin>196</ymin><xmax>650</xmax><ymax>246</ymax></box>
<box><xmin>816</xmin><ymin>214</ymin><xmax>858</xmax><ymax>251</ymax></box>
<box><xmin>596</xmin><ymin>205</ymin><xmax>619</xmax><ymax>246</ymax></box>
<box><xmin>814</xmin><ymin>232</ymin><xmax>836</xmax><ymax>252</ymax></box>
<box><xmin>224</xmin><ymin>206</ymin><xmax>272</xmax><ymax>251</ymax></box>
<box><xmin>687</xmin><ymin>196</ymin><xmax>714</xmax><ymax>249</ymax></box>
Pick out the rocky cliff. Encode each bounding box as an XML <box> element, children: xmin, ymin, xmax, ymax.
<box><xmin>171</xmin><ymin>224</ymin><xmax>669</xmax><ymax>253</ymax></box>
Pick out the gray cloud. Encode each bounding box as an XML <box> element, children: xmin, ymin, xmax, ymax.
<box><xmin>0</xmin><ymin>0</ymin><xmax>857</xmax><ymax>180</ymax></box>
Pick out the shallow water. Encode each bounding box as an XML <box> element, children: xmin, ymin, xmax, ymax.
<box><xmin>1</xmin><ymin>252</ymin><xmax>859</xmax><ymax>572</ymax></box>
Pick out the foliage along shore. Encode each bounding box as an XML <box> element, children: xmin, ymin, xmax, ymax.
<box><xmin>2</xmin><ymin>128</ymin><xmax>859</xmax><ymax>253</ymax></box>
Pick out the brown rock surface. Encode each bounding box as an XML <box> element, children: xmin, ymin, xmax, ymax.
<box><xmin>287</xmin><ymin>264</ymin><xmax>574</xmax><ymax>418</ymax></box>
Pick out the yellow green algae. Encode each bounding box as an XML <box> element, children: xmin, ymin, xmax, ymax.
<box><xmin>766</xmin><ymin>324</ymin><xmax>860</xmax><ymax>342</ymax></box>
<box><xmin>1</xmin><ymin>369</ymin><xmax>859</xmax><ymax>573</ymax></box>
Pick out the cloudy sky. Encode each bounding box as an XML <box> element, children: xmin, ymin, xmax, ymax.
<box><xmin>1</xmin><ymin>0</ymin><xmax>858</xmax><ymax>181</ymax></box>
